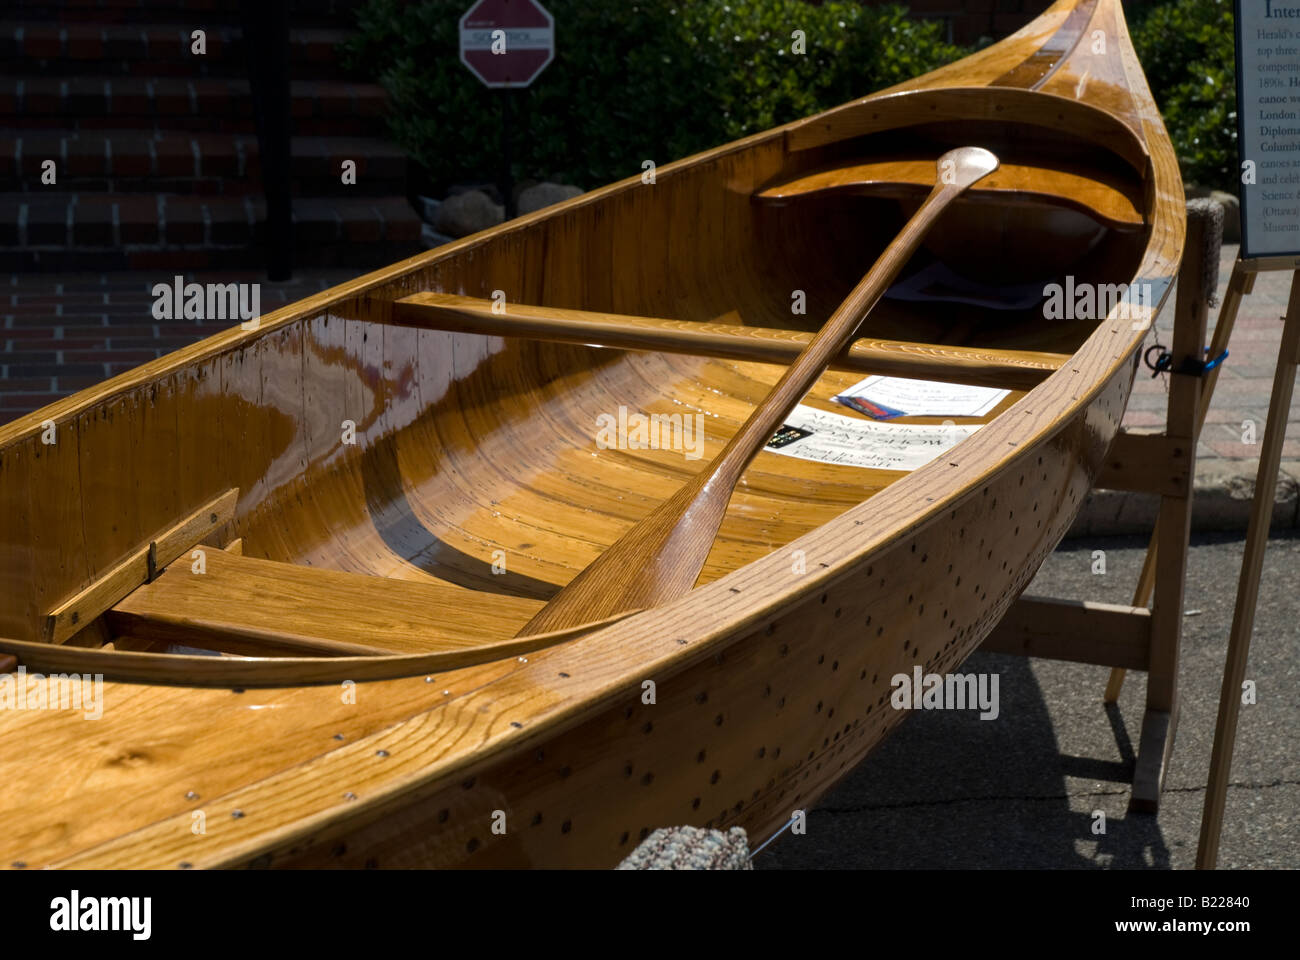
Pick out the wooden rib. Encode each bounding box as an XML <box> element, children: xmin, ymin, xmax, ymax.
<box><xmin>107</xmin><ymin>549</ymin><xmax>545</xmax><ymax>658</ymax></box>
<box><xmin>753</xmin><ymin>157</ymin><xmax>1143</xmax><ymax>231</ymax></box>
<box><xmin>390</xmin><ymin>293</ymin><xmax>1068</xmax><ymax>390</ymax></box>
<box><xmin>43</xmin><ymin>488</ymin><xmax>237</xmax><ymax>645</ymax></box>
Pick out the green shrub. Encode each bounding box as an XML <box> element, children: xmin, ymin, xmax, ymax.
<box><xmin>1130</xmin><ymin>0</ymin><xmax>1237</xmax><ymax>190</ymax></box>
<box><xmin>344</xmin><ymin>0</ymin><xmax>965</xmax><ymax>191</ymax></box>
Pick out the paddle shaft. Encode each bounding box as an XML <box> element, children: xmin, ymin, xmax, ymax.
<box><xmin>518</xmin><ymin>148</ymin><xmax>999</xmax><ymax>636</ymax></box>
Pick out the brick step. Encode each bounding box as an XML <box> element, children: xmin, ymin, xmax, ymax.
<box><xmin>0</xmin><ymin>192</ymin><xmax>421</xmax><ymax>270</ymax></box>
<box><xmin>0</xmin><ymin>131</ymin><xmax>408</xmax><ymax>196</ymax></box>
<box><xmin>2</xmin><ymin>77</ymin><xmax>387</xmax><ymax>135</ymax></box>
<box><xmin>5</xmin><ymin>0</ymin><xmax>365</xmax><ymax>29</ymax></box>
<box><xmin>0</xmin><ymin>23</ymin><xmax>353</xmax><ymax>78</ymax></box>
<box><xmin>0</xmin><ymin>241</ymin><xmax>420</xmax><ymax>273</ymax></box>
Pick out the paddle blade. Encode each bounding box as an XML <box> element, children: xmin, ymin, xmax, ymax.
<box><xmin>515</xmin><ymin>472</ymin><xmax>729</xmax><ymax>636</ymax></box>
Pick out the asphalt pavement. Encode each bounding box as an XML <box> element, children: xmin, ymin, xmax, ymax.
<box><xmin>758</xmin><ymin>531</ymin><xmax>1299</xmax><ymax>870</ymax></box>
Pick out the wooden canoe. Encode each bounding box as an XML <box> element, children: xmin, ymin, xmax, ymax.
<box><xmin>0</xmin><ymin>0</ymin><xmax>1182</xmax><ymax>869</ymax></box>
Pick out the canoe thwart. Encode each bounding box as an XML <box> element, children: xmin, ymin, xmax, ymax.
<box><xmin>43</xmin><ymin>488</ymin><xmax>239</xmax><ymax>645</ymax></box>
<box><xmin>753</xmin><ymin>157</ymin><xmax>1145</xmax><ymax>231</ymax></box>
<box><xmin>389</xmin><ymin>293</ymin><xmax>1068</xmax><ymax>390</ymax></box>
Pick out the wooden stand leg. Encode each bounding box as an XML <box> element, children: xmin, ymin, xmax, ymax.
<box><xmin>1196</xmin><ymin>270</ymin><xmax>1300</xmax><ymax>866</ymax></box>
<box><xmin>1127</xmin><ymin>207</ymin><xmax>1215</xmax><ymax>812</ymax></box>
<box><xmin>1105</xmin><ymin>258</ymin><xmax>1253</xmax><ymax>703</ymax></box>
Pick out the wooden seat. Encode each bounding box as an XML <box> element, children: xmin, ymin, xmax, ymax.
<box><xmin>754</xmin><ymin>156</ymin><xmax>1144</xmax><ymax>231</ymax></box>
<box><xmin>107</xmin><ymin>550</ymin><xmax>544</xmax><ymax>658</ymax></box>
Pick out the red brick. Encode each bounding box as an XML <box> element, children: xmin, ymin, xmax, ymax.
<box><xmin>111</xmin><ymin>78</ymin><xmax>151</xmax><ymax>115</ymax></box>
<box><xmin>0</xmin><ymin>378</ymin><xmax>57</xmax><ymax>392</ymax></box>
<box><xmin>24</xmin><ymin>25</ymin><xmax>62</xmax><ymax>59</ymax></box>
<box><xmin>342</xmin><ymin>206</ymin><xmax>381</xmax><ymax>244</ymax></box>
<box><xmin>352</xmin><ymin>85</ymin><xmax>386</xmax><ymax>118</ymax></box>
<box><xmin>144</xmin><ymin>27</ymin><xmax>185</xmax><ymax>60</ymax></box>
<box><xmin>293</xmin><ymin>199</ymin><xmax>340</xmax><ymax>244</ymax></box>
<box><xmin>207</xmin><ymin>198</ymin><xmax>252</xmax><ymax>245</ymax></box>
<box><xmin>66</xmin><ymin>134</ymin><xmax>108</xmax><ymax>176</ymax></box>
<box><xmin>110</xmin><ymin>134</ymin><xmax>152</xmax><ymax>177</ymax></box>
<box><xmin>164</xmin><ymin>197</ymin><xmax>205</xmax><ymax>244</ymax></box>
<box><xmin>103</xmin><ymin>26</ymin><xmax>143</xmax><ymax>59</ymax></box>
<box><xmin>66</xmin><ymin>349</ymin><xmax>156</xmax><ymax>363</ymax></box>
<box><xmin>117</xmin><ymin>195</ymin><xmax>159</xmax><ymax>245</ymax></box>
<box><xmin>23</xmin><ymin>79</ymin><xmax>62</xmax><ymax>116</ymax></box>
<box><xmin>66</xmin><ymin>78</ymin><xmax>106</xmax><ymax>115</ymax></box>
<box><xmin>153</xmin><ymin>78</ymin><xmax>191</xmax><ymax>115</ymax></box>
<box><xmin>192</xmin><ymin>134</ymin><xmax>237</xmax><ymax>177</ymax></box>
<box><xmin>65</xmin><ymin>24</ymin><xmax>105</xmax><ymax>59</ymax></box>
<box><xmin>3</xmin><ymin>331</ymin><xmax>62</xmax><ymax>344</ymax></box>
<box><xmin>193</xmin><ymin>79</ymin><xmax>235</xmax><ymax>116</ymax></box>
<box><xmin>154</xmin><ymin>135</ymin><xmax>193</xmax><ymax>176</ymax></box>
<box><xmin>1</xmin><ymin>394</ymin><xmax>62</xmax><ymax>412</ymax></box>
<box><xmin>24</xmin><ymin>197</ymin><xmax>69</xmax><ymax>246</ymax></box>
<box><xmin>73</xmin><ymin>197</ymin><xmax>117</xmax><ymax>245</ymax></box>
<box><xmin>128</xmin><ymin>250</ymin><xmax>211</xmax><ymax>271</ymax></box>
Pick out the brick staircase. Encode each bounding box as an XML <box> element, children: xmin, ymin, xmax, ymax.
<box><xmin>0</xmin><ymin>0</ymin><xmax>421</xmax><ymax>272</ymax></box>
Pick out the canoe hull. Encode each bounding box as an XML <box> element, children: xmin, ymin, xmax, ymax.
<box><xmin>0</xmin><ymin>0</ymin><xmax>1182</xmax><ymax>869</ymax></box>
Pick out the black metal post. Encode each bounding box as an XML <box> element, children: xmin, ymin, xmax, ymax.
<box><xmin>501</xmin><ymin>91</ymin><xmax>516</xmax><ymax>219</ymax></box>
<box><xmin>240</xmin><ymin>0</ymin><xmax>292</xmax><ymax>280</ymax></box>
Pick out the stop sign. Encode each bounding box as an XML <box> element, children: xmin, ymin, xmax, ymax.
<box><xmin>459</xmin><ymin>0</ymin><xmax>555</xmax><ymax>89</ymax></box>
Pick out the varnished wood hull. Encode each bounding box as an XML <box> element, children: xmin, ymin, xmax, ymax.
<box><xmin>0</xmin><ymin>0</ymin><xmax>1182</xmax><ymax>868</ymax></box>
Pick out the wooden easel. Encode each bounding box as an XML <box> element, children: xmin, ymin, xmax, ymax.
<box><xmin>982</xmin><ymin>201</ymin><xmax>1224</xmax><ymax>813</ymax></box>
<box><xmin>1194</xmin><ymin>257</ymin><xmax>1300</xmax><ymax>868</ymax></box>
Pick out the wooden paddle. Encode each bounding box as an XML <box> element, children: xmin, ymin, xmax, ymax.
<box><xmin>517</xmin><ymin>146</ymin><xmax>1000</xmax><ymax>637</ymax></box>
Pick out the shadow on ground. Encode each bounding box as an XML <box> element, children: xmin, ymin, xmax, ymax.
<box><xmin>759</xmin><ymin>532</ymin><xmax>1300</xmax><ymax>869</ymax></box>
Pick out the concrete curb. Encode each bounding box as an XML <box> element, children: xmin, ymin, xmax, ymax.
<box><xmin>1066</xmin><ymin>459</ymin><xmax>1300</xmax><ymax>538</ymax></box>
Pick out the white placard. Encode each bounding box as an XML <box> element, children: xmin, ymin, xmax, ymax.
<box><xmin>764</xmin><ymin>404</ymin><xmax>979</xmax><ymax>471</ymax></box>
<box><xmin>1235</xmin><ymin>0</ymin><xmax>1300</xmax><ymax>258</ymax></box>
<box><xmin>834</xmin><ymin>375</ymin><xmax>1010</xmax><ymax>419</ymax></box>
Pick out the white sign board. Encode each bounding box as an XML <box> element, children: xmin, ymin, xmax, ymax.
<box><xmin>1235</xmin><ymin>0</ymin><xmax>1300</xmax><ymax>258</ymax></box>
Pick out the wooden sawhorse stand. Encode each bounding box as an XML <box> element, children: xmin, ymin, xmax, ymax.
<box><xmin>1192</xmin><ymin>256</ymin><xmax>1300</xmax><ymax>867</ymax></box>
<box><xmin>982</xmin><ymin>200</ymin><xmax>1225</xmax><ymax>814</ymax></box>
